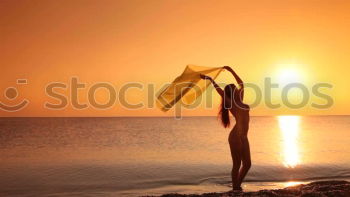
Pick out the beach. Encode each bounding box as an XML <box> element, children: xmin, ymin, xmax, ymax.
<box><xmin>156</xmin><ymin>180</ymin><xmax>350</xmax><ymax>197</ymax></box>
<box><xmin>2</xmin><ymin>0</ymin><xmax>350</xmax><ymax>196</ymax></box>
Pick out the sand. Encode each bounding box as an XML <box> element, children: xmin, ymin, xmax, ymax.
<box><xmin>152</xmin><ymin>180</ymin><xmax>350</xmax><ymax>197</ymax></box>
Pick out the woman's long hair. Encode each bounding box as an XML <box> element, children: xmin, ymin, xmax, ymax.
<box><xmin>219</xmin><ymin>84</ymin><xmax>237</xmax><ymax>128</ymax></box>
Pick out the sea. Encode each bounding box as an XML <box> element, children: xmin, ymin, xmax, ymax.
<box><xmin>0</xmin><ymin>116</ymin><xmax>349</xmax><ymax>196</ymax></box>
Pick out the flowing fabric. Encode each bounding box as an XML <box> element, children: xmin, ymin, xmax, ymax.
<box><xmin>157</xmin><ymin>65</ymin><xmax>224</xmax><ymax>112</ymax></box>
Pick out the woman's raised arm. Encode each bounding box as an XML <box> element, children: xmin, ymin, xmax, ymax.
<box><xmin>223</xmin><ymin>66</ymin><xmax>244</xmax><ymax>100</ymax></box>
<box><xmin>223</xmin><ymin>66</ymin><xmax>244</xmax><ymax>89</ymax></box>
<box><xmin>200</xmin><ymin>74</ymin><xmax>224</xmax><ymax>98</ymax></box>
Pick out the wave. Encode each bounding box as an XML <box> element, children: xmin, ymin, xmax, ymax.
<box><xmin>193</xmin><ymin>164</ymin><xmax>350</xmax><ymax>185</ymax></box>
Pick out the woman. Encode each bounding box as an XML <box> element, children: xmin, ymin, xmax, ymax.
<box><xmin>200</xmin><ymin>66</ymin><xmax>251</xmax><ymax>191</ymax></box>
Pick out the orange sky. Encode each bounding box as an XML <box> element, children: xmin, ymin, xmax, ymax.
<box><xmin>1</xmin><ymin>0</ymin><xmax>350</xmax><ymax>117</ymax></box>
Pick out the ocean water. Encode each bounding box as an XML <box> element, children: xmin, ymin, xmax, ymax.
<box><xmin>0</xmin><ymin>116</ymin><xmax>350</xmax><ymax>196</ymax></box>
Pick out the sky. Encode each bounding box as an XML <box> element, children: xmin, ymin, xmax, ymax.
<box><xmin>1</xmin><ymin>0</ymin><xmax>350</xmax><ymax>117</ymax></box>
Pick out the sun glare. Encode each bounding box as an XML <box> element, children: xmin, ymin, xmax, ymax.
<box><xmin>277</xmin><ymin>68</ymin><xmax>301</xmax><ymax>85</ymax></box>
<box><xmin>278</xmin><ymin>116</ymin><xmax>301</xmax><ymax>168</ymax></box>
<box><xmin>275</xmin><ymin>63</ymin><xmax>305</xmax><ymax>86</ymax></box>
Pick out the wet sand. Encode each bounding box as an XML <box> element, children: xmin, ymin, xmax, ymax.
<box><xmin>154</xmin><ymin>180</ymin><xmax>350</xmax><ymax>197</ymax></box>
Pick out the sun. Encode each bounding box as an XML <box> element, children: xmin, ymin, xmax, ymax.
<box><xmin>276</xmin><ymin>66</ymin><xmax>303</xmax><ymax>86</ymax></box>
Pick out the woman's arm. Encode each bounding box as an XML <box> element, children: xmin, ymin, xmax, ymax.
<box><xmin>224</xmin><ymin>66</ymin><xmax>244</xmax><ymax>100</ymax></box>
<box><xmin>200</xmin><ymin>74</ymin><xmax>224</xmax><ymax>98</ymax></box>
<box><xmin>223</xmin><ymin>66</ymin><xmax>243</xmax><ymax>89</ymax></box>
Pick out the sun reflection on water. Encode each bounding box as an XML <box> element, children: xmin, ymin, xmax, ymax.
<box><xmin>278</xmin><ymin>116</ymin><xmax>301</xmax><ymax>168</ymax></box>
<box><xmin>284</xmin><ymin>181</ymin><xmax>305</xmax><ymax>187</ymax></box>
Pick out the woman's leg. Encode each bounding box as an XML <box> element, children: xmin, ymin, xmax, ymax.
<box><xmin>237</xmin><ymin>137</ymin><xmax>251</xmax><ymax>187</ymax></box>
<box><xmin>229</xmin><ymin>135</ymin><xmax>242</xmax><ymax>189</ymax></box>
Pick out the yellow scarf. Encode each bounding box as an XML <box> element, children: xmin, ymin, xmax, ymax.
<box><xmin>157</xmin><ymin>65</ymin><xmax>224</xmax><ymax>112</ymax></box>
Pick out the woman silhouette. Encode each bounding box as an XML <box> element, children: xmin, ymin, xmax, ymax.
<box><xmin>200</xmin><ymin>66</ymin><xmax>251</xmax><ymax>191</ymax></box>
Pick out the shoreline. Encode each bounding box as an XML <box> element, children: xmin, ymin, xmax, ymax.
<box><xmin>153</xmin><ymin>180</ymin><xmax>350</xmax><ymax>197</ymax></box>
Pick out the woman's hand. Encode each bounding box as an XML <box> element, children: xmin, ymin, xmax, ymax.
<box><xmin>200</xmin><ymin>74</ymin><xmax>212</xmax><ymax>81</ymax></box>
<box><xmin>223</xmin><ymin>65</ymin><xmax>233</xmax><ymax>72</ymax></box>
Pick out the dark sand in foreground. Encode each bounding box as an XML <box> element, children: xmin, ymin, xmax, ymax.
<box><xmin>152</xmin><ymin>180</ymin><xmax>350</xmax><ymax>197</ymax></box>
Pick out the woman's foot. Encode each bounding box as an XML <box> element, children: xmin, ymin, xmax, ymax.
<box><xmin>232</xmin><ymin>186</ymin><xmax>243</xmax><ymax>192</ymax></box>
